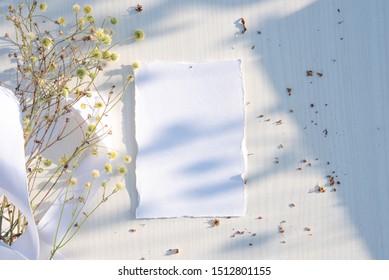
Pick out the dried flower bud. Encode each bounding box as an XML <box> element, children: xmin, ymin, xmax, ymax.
<box><xmin>127</xmin><ymin>74</ymin><xmax>134</xmax><ymax>83</ymax></box>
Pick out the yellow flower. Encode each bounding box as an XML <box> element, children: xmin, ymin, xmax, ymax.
<box><xmin>70</xmin><ymin>177</ymin><xmax>78</xmax><ymax>186</ymax></box>
<box><xmin>59</xmin><ymin>156</ymin><xmax>68</xmax><ymax>165</ymax></box>
<box><xmin>92</xmin><ymin>169</ymin><xmax>100</xmax><ymax>178</ymax></box>
<box><xmin>94</xmin><ymin>101</ymin><xmax>104</xmax><ymax>108</ymax></box>
<box><xmin>84</xmin><ymin>5</ymin><xmax>92</xmax><ymax>14</ymax></box>
<box><xmin>23</xmin><ymin>118</ymin><xmax>30</xmax><ymax>126</ymax></box>
<box><xmin>118</xmin><ymin>165</ymin><xmax>127</xmax><ymax>175</ymax></box>
<box><xmin>87</xmin><ymin>123</ymin><xmax>96</xmax><ymax>133</ymax></box>
<box><xmin>133</xmin><ymin>29</ymin><xmax>145</xmax><ymax>40</ymax></box>
<box><xmin>76</xmin><ymin>68</ymin><xmax>86</xmax><ymax>79</ymax></box>
<box><xmin>116</xmin><ymin>182</ymin><xmax>125</xmax><ymax>190</ymax></box>
<box><xmin>31</xmin><ymin>56</ymin><xmax>38</xmax><ymax>63</ymax></box>
<box><xmin>43</xmin><ymin>158</ymin><xmax>52</xmax><ymax>167</ymax></box>
<box><xmin>86</xmin><ymin>15</ymin><xmax>94</xmax><ymax>23</ymax></box>
<box><xmin>78</xmin><ymin>17</ymin><xmax>86</xmax><ymax>26</ymax></box>
<box><xmin>132</xmin><ymin>62</ymin><xmax>140</xmax><ymax>69</ymax></box>
<box><xmin>39</xmin><ymin>79</ymin><xmax>46</xmax><ymax>88</ymax></box>
<box><xmin>101</xmin><ymin>181</ymin><xmax>107</xmax><ymax>187</ymax></box>
<box><xmin>58</xmin><ymin>17</ymin><xmax>66</xmax><ymax>26</ymax></box>
<box><xmin>108</xmin><ymin>151</ymin><xmax>117</xmax><ymax>160</ymax></box>
<box><xmin>102</xmin><ymin>50</ymin><xmax>111</xmax><ymax>60</ymax></box>
<box><xmin>101</xmin><ymin>34</ymin><xmax>112</xmax><ymax>45</ymax></box>
<box><xmin>110</xmin><ymin>52</ymin><xmax>119</xmax><ymax>61</ymax></box>
<box><xmin>80</xmin><ymin>103</ymin><xmax>87</xmax><ymax>109</ymax></box>
<box><xmin>124</xmin><ymin>155</ymin><xmax>132</xmax><ymax>164</ymax></box>
<box><xmin>96</xmin><ymin>28</ymin><xmax>105</xmax><ymax>40</ymax></box>
<box><xmin>39</xmin><ymin>2</ymin><xmax>47</xmax><ymax>12</ymax></box>
<box><xmin>85</xmin><ymin>182</ymin><xmax>91</xmax><ymax>188</ymax></box>
<box><xmin>91</xmin><ymin>147</ymin><xmax>98</xmax><ymax>155</ymax></box>
<box><xmin>91</xmin><ymin>49</ymin><xmax>102</xmax><ymax>60</ymax></box>
<box><xmin>61</xmin><ymin>88</ymin><xmax>69</xmax><ymax>97</ymax></box>
<box><xmin>41</xmin><ymin>37</ymin><xmax>52</xmax><ymax>48</ymax></box>
<box><xmin>104</xmin><ymin>164</ymin><xmax>112</xmax><ymax>173</ymax></box>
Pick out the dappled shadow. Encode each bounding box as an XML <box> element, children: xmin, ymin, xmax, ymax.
<box><xmin>1</xmin><ymin>0</ymin><xmax>388</xmax><ymax>260</ymax></box>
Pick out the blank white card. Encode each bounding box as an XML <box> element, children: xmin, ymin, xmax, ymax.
<box><xmin>135</xmin><ymin>61</ymin><xmax>245</xmax><ymax>218</ymax></box>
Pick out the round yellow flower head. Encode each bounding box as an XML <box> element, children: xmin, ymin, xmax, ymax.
<box><xmin>39</xmin><ymin>2</ymin><xmax>47</xmax><ymax>12</ymax></box>
<box><xmin>133</xmin><ymin>29</ymin><xmax>145</xmax><ymax>40</ymax></box>
<box><xmin>124</xmin><ymin>155</ymin><xmax>132</xmax><ymax>164</ymax></box>
<box><xmin>104</xmin><ymin>164</ymin><xmax>113</xmax><ymax>173</ymax></box>
<box><xmin>70</xmin><ymin>178</ymin><xmax>78</xmax><ymax>186</ymax></box>
<box><xmin>108</xmin><ymin>151</ymin><xmax>117</xmax><ymax>160</ymax></box>
<box><xmin>95</xmin><ymin>101</ymin><xmax>104</xmax><ymax>108</ymax></box>
<box><xmin>76</xmin><ymin>68</ymin><xmax>86</xmax><ymax>79</ymax></box>
<box><xmin>110</xmin><ymin>52</ymin><xmax>119</xmax><ymax>61</ymax></box>
<box><xmin>84</xmin><ymin>5</ymin><xmax>92</xmax><ymax>14</ymax></box>
<box><xmin>43</xmin><ymin>158</ymin><xmax>52</xmax><ymax>167</ymax></box>
<box><xmin>58</xmin><ymin>17</ymin><xmax>66</xmax><ymax>26</ymax></box>
<box><xmin>118</xmin><ymin>165</ymin><xmax>127</xmax><ymax>175</ymax></box>
<box><xmin>42</xmin><ymin>37</ymin><xmax>52</xmax><ymax>48</ymax></box>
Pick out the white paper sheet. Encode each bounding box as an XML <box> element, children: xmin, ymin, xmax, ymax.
<box><xmin>135</xmin><ymin>61</ymin><xmax>246</xmax><ymax>218</ymax></box>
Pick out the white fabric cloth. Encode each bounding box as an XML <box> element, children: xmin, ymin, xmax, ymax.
<box><xmin>135</xmin><ymin>61</ymin><xmax>246</xmax><ymax>218</ymax></box>
<box><xmin>0</xmin><ymin>86</ymin><xmax>39</xmax><ymax>259</ymax></box>
<box><xmin>0</xmin><ymin>87</ymin><xmax>113</xmax><ymax>259</ymax></box>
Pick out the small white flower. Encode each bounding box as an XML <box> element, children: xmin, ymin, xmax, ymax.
<box><xmin>92</xmin><ymin>169</ymin><xmax>100</xmax><ymax>178</ymax></box>
<box><xmin>72</xmin><ymin>3</ymin><xmax>81</xmax><ymax>13</ymax></box>
<box><xmin>27</xmin><ymin>32</ymin><xmax>35</xmax><ymax>40</ymax></box>
<box><xmin>116</xmin><ymin>182</ymin><xmax>125</xmax><ymax>190</ymax></box>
